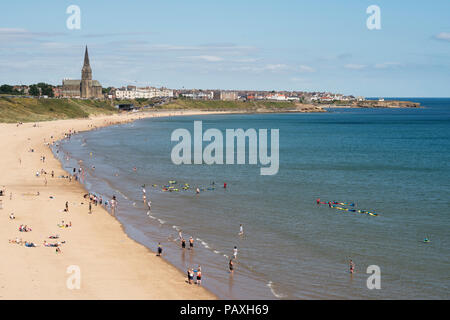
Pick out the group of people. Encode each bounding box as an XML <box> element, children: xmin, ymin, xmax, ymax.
<box><xmin>58</xmin><ymin>220</ymin><xmax>72</xmax><ymax>228</ymax></box>
<box><xmin>19</xmin><ymin>224</ymin><xmax>32</xmax><ymax>232</ymax></box>
<box><xmin>179</xmin><ymin>231</ymin><xmax>195</xmax><ymax>250</ymax></box>
<box><xmin>187</xmin><ymin>266</ymin><xmax>202</xmax><ymax>285</ymax></box>
<box><xmin>82</xmin><ymin>192</ymin><xmax>117</xmax><ymax>215</ymax></box>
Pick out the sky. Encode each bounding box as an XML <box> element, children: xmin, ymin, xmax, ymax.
<box><xmin>0</xmin><ymin>0</ymin><xmax>449</xmax><ymax>97</ymax></box>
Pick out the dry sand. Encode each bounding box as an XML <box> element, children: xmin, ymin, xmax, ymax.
<box><xmin>0</xmin><ymin>110</ymin><xmax>231</xmax><ymax>299</ymax></box>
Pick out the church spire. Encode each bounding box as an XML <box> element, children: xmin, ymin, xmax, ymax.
<box><xmin>81</xmin><ymin>45</ymin><xmax>92</xmax><ymax>81</ymax></box>
<box><xmin>83</xmin><ymin>46</ymin><xmax>90</xmax><ymax>67</ymax></box>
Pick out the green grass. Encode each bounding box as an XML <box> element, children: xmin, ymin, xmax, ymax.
<box><xmin>0</xmin><ymin>97</ymin><xmax>117</xmax><ymax>123</ymax></box>
<box><xmin>0</xmin><ymin>97</ymin><xmax>303</xmax><ymax>123</ymax></box>
<box><xmin>160</xmin><ymin>98</ymin><xmax>297</xmax><ymax>110</ymax></box>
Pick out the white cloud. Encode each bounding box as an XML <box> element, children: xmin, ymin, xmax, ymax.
<box><xmin>180</xmin><ymin>55</ymin><xmax>224</xmax><ymax>62</ymax></box>
<box><xmin>290</xmin><ymin>77</ymin><xmax>307</xmax><ymax>82</ymax></box>
<box><xmin>344</xmin><ymin>64</ymin><xmax>367</xmax><ymax>70</ymax></box>
<box><xmin>374</xmin><ymin>62</ymin><xmax>401</xmax><ymax>69</ymax></box>
<box><xmin>298</xmin><ymin>65</ymin><xmax>315</xmax><ymax>73</ymax></box>
<box><xmin>435</xmin><ymin>32</ymin><xmax>450</xmax><ymax>42</ymax></box>
<box><xmin>264</xmin><ymin>64</ymin><xmax>288</xmax><ymax>71</ymax></box>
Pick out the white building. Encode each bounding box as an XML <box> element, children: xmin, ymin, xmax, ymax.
<box><xmin>115</xmin><ymin>87</ymin><xmax>173</xmax><ymax>99</ymax></box>
<box><xmin>266</xmin><ymin>93</ymin><xmax>287</xmax><ymax>101</ymax></box>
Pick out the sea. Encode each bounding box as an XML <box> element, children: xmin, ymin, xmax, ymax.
<box><xmin>53</xmin><ymin>98</ymin><xmax>450</xmax><ymax>299</ymax></box>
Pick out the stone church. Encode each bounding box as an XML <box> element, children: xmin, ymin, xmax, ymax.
<box><xmin>61</xmin><ymin>46</ymin><xmax>103</xmax><ymax>98</ymax></box>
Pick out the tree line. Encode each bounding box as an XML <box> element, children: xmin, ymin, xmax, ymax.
<box><xmin>0</xmin><ymin>83</ymin><xmax>54</xmax><ymax>97</ymax></box>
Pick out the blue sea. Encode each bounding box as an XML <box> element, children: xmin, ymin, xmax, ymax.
<box><xmin>54</xmin><ymin>98</ymin><xmax>450</xmax><ymax>299</ymax></box>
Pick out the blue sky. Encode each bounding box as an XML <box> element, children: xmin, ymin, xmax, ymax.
<box><xmin>0</xmin><ymin>0</ymin><xmax>449</xmax><ymax>97</ymax></box>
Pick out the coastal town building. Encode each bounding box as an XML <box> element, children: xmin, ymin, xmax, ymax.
<box><xmin>114</xmin><ymin>86</ymin><xmax>174</xmax><ymax>99</ymax></box>
<box><xmin>61</xmin><ymin>46</ymin><xmax>103</xmax><ymax>99</ymax></box>
<box><xmin>220</xmin><ymin>91</ymin><xmax>238</xmax><ymax>101</ymax></box>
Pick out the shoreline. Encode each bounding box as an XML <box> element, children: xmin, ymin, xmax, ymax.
<box><xmin>0</xmin><ymin>110</ymin><xmax>230</xmax><ymax>299</ymax></box>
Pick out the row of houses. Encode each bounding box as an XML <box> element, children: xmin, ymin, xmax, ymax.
<box><xmin>173</xmin><ymin>89</ymin><xmax>363</xmax><ymax>102</ymax></box>
<box><xmin>7</xmin><ymin>84</ymin><xmax>364</xmax><ymax>103</ymax></box>
<box><xmin>113</xmin><ymin>86</ymin><xmax>174</xmax><ymax>99</ymax></box>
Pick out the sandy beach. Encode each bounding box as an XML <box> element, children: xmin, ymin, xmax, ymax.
<box><xmin>0</xmin><ymin>110</ymin><xmax>228</xmax><ymax>300</ymax></box>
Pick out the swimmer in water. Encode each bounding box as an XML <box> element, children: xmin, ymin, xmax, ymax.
<box><xmin>181</xmin><ymin>238</ymin><xmax>186</xmax><ymax>249</ymax></box>
<box><xmin>316</xmin><ymin>198</ymin><xmax>320</xmax><ymax>205</ymax></box>
<box><xmin>229</xmin><ymin>259</ymin><xmax>234</xmax><ymax>273</ymax></box>
<box><xmin>233</xmin><ymin>246</ymin><xmax>238</xmax><ymax>259</ymax></box>
<box><xmin>349</xmin><ymin>259</ymin><xmax>355</xmax><ymax>274</ymax></box>
<box><xmin>239</xmin><ymin>224</ymin><xmax>244</xmax><ymax>236</ymax></box>
<box><xmin>196</xmin><ymin>188</ymin><xmax>200</xmax><ymax>194</ymax></box>
<box><xmin>189</xmin><ymin>237</ymin><xmax>194</xmax><ymax>249</ymax></box>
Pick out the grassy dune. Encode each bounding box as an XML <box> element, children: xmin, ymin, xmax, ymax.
<box><xmin>160</xmin><ymin>98</ymin><xmax>297</xmax><ymax>110</ymax></box>
<box><xmin>0</xmin><ymin>96</ymin><xmax>314</xmax><ymax>123</ymax></box>
<box><xmin>0</xmin><ymin>97</ymin><xmax>117</xmax><ymax>123</ymax></box>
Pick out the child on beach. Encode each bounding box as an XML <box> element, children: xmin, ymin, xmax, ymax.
<box><xmin>157</xmin><ymin>243</ymin><xmax>162</xmax><ymax>256</ymax></box>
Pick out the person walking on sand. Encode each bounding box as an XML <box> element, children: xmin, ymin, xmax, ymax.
<box><xmin>89</xmin><ymin>201</ymin><xmax>92</xmax><ymax>214</ymax></box>
<box><xmin>65</xmin><ymin>201</ymin><xmax>69</xmax><ymax>212</ymax></box>
<box><xmin>111</xmin><ymin>196</ymin><xmax>117</xmax><ymax>215</ymax></box>
<box><xmin>157</xmin><ymin>243</ymin><xmax>162</xmax><ymax>256</ymax></box>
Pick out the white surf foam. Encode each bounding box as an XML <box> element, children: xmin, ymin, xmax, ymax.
<box><xmin>267</xmin><ymin>281</ymin><xmax>287</xmax><ymax>299</ymax></box>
